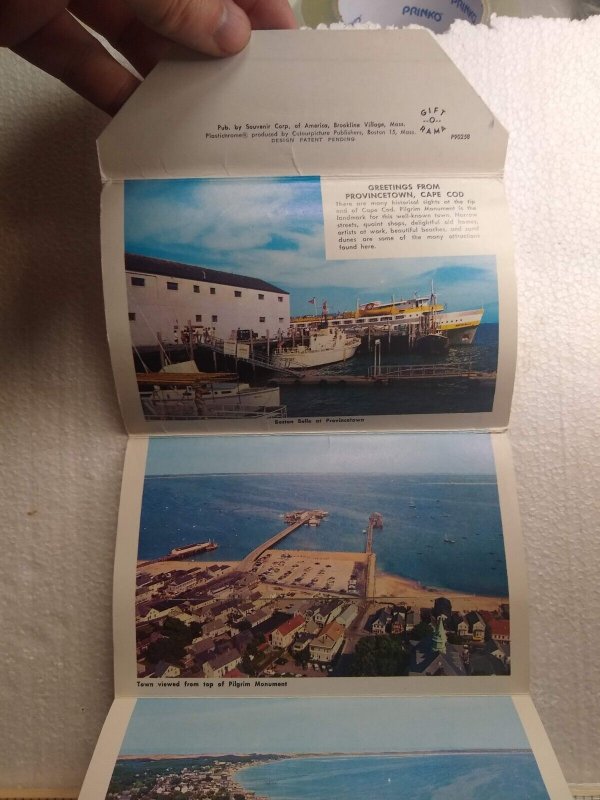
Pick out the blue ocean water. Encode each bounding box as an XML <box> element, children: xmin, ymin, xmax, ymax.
<box><xmin>280</xmin><ymin>323</ymin><xmax>499</xmax><ymax>417</ymax></box>
<box><xmin>139</xmin><ymin>472</ymin><xmax>508</xmax><ymax>596</ymax></box>
<box><xmin>237</xmin><ymin>753</ymin><xmax>549</xmax><ymax>800</ymax></box>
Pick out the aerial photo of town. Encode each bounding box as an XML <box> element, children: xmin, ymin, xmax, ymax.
<box><xmin>134</xmin><ymin>434</ymin><xmax>512</xmax><ymax>681</ymax></box>
<box><xmin>105</xmin><ymin>697</ymin><xmax>551</xmax><ymax>800</ymax></box>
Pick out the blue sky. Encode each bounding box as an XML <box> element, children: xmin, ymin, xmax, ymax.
<box><xmin>125</xmin><ymin>178</ymin><xmax>498</xmax><ymax>321</ymax></box>
<box><xmin>120</xmin><ymin>697</ymin><xmax>529</xmax><ymax>755</ymax></box>
<box><xmin>145</xmin><ymin>432</ymin><xmax>496</xmax><ymax>477</ymax></box>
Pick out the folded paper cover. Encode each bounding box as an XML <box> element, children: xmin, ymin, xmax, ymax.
<box><xmin>97</xmin><ymin>29</ymin><xmax>507</xmax><ymax>180</ymax></box>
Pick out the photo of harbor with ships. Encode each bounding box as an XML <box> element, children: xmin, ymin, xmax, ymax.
<box><xmin>105</xmin><ymin>697</ymin><xmax>551</xmax><ymax>800</ymax></box>
<box><xmin>124</xmin><ymin>177</ymin><xmax>500</xmax><ymax>423</ymax></box>
<box><xmin>135</xmin><ymin>435</ymin><xmax>511</xmax><ymax>681</ymax></box>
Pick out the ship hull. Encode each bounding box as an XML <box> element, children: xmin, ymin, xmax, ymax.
<box><xmin>437</xmin><ymin>309</ymin><xmax>483</xmax><ymax>345</ymax></box>
<box><xmin>271</xmin><ymin>342</ymin><xmax>360</xmax><ymax>369</ymax></box>
<box><xmin>272</xmin><ymin>325</ymin><xmax>361</xmax><ymax>369</ymax></box>
<box><xmin>202</xmin><ymin>384</ymin><xmax>280</xmax><ymax>409</ymax></box>
<box><xmin>444</xmin><ymin>325</ymin><xmax>479</xmax><ymax>345</ymax></box>
<box><xmin>414</xmin><ymin>333</ymin><xmax>450</xmax><ymax>355</ymax></box>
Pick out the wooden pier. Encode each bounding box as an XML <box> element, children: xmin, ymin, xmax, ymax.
<box><xmin>136</xmin><ymin>371</ymin><xmax>237</xmax><ymax>386</ymax></box>
<box><xmin>275</xmin><ymin>365</ymin><xmax>496</xmax><ymax>385</ymax></box>
<box><xmin>238</xmin><ymin>510</ymin><xmax>321</xmax><ymax>570</ymax></box>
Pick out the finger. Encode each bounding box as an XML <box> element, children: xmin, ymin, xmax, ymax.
<box><xmin>233</xmin><ymin>0</ymin><xmax>296</xmax><ymax>29</ymax></box>
<box><xmin>123</xmin><ymin>0</ymin><xmax>252</xmax><ymax>57</ymax></box>
<box><xmin>69</xmin><ymin>0</ymin><xmax>174</xmax><ymax>76</ymax></box>
<box><xmin>13</xmin><ymin>10</ymin><xmax>140</xmax><ymax>115</ymax></box>
<box><xmin>0</xmin><ymin>0</ymin><xmax>66</xmax><ymax>47</ymax></box>
<box><xmin>69</xmin><ymin>0</ymin><xmax>295</xmax><ymax>79</ymax></box>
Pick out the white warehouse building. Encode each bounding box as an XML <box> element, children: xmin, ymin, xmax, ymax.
<box><xmin>125</xmin><ymin>252</ymin><xmax>291</xmax><ymax>348</ymax></box>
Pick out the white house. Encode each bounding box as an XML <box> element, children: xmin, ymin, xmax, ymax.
<box><xmin>271</xmin><ymin>615</ymin><xmax>305</xmax><ymax>649</ymax></box>
<box><xmin>309</xmin><ymin>621</ymin><xmax>345</xmax><ymax>663</ymax></box>
<box><xmin>203</xmin><ymin>648</ymin><xmax>242</xmax><ymax>678</ymax></box>
<box><xmin>336</xmin><ymin>604</ymin><xmax>358</xmax><ymax>628</ymax></box>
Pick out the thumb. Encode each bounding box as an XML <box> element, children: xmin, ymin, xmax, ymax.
<box><xmin>124</xmin><ymin>0</ymin><xmax>252</xmax><ymax>57</ymax></box>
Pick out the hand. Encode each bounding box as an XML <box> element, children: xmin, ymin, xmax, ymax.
<box><xmin>1</xmin><ymin>0</ymin><xmax>296</xmax><ymax>115</ymax></box>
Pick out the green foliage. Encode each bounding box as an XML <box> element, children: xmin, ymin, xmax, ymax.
<box><xmin>350</xmin><ymin>635</ymin><xmax>409</xmax><ymax>676</ymax></box>
<box><xmin>241</xmin><ymin>654</ymin><xmax>258</xmax><ymax>676</ymax></box>
<box><xmin>145</xmin><ymin>614</ymin><xmax>206</xmax><ymax>666</ymax></box>
<box><xmin>409</xmin><ymin>620</ymin><xmax>433</xmax><ymax>641</ymax></box>
<box><xmin>162</xmin><ymin>615</ymin><xmax>190</xmax><ymax>639</ymax></box>
<box><xmin>294</xmin><ymin>648</ymin><xmax>310</xmax><ymax>668</ymax></box>
<box><xmin>146</xmin><ymin>636</ymin><xmax>186</xmax><ymax>665</ymax></box>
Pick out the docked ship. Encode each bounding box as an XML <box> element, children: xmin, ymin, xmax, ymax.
<box><xmin>271</xmin><ymin>323</ymin><xmax>361</xmax><ymax>369</ymax></box>
<box><xmin>289</xmin><ymin>290</ymin><xmax>483</xmax><ymax>347</ymax></box>
<box><xmin>168</xmin><ymin>540</ymin><xmax>218</xmax><ymax>559</ymax></box>
<box><xmin>437</xmin><ymin>307</ymin><xmax>483</xmax><ymax>345</ymax></box>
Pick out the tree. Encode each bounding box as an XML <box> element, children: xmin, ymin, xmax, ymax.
<box><xmin>294</xmin><ymin>648</ymin><xmax>310</xmax><ymax>668</ymax></box>
<box><xmin>409</xmin><ymin>620</ymin><xmax>433</xmax><ymax>641</ymax></box>
<box><xmin>350</xmin><ymin>635</ymin><xmax>409</xmax><ymax>676</ymax></box>
<box><xmin>145</xmin><ymin>636</ymin><xmax>185</xmax><ymax>665</ymax></box>
<box><xmin>241</xmin><ymin>653</ymin><xmax>258</xmax><ymax>677</ymax></box>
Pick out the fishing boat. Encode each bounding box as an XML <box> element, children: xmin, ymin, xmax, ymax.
<box><xmin>271</xmin><ymin>322</ymin><xmax>360</xmax><ymax>369</ymax></box>
<box><xmin>414</xmin><ymin>330</ymin><xmax>450</xmax><ymax>355</ymax></box>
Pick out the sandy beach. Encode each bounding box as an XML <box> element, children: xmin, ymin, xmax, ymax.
<box><xmin>376</xmin><ymin>571</ymin><xmax>508</xmax><ymax>611</ymax></box>
<box><xmin>138</xmin><ymin>555</ymin><xmax>508</xmax><ymax>611</ymax></box>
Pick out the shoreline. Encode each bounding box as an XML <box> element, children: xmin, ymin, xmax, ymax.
<box><xmin>118</xmin><ymin>747</ymin><xmax>530</xmax><ymax>761</ymax></box>
<box><xmin>227</xmin><ymin>750</ymin><xmax>528</xmax><ymax>798</ymax></box>
<box><xmin>375</xmin><ymin>570</ymin><xmax>508</xmax><ymax>610</ymax></box>
<box><xmin>112</xmin><ymin>750</ymin><xmax>535</xmax><ymax>799</ymax></box>
<box><xmin>138</xmin><ymin>558</ymin><xmax>508</xmax><ymax>610</ymax></box>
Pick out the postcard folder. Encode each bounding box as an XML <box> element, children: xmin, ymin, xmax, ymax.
<box><xmin>98</xmin><ymin>29</ymin><xmax>515</xmax><ymax>435</ymax></box>
<box><xmin>81</xmin><ymin>29</ymin><xmax>571</xmax><ymax>800</ymax></box>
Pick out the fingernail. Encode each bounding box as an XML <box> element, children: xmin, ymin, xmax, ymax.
<box><xmin>214</xmin><ymin>0</ymin><xmax>251</xmax><ymax>54</ymax></box>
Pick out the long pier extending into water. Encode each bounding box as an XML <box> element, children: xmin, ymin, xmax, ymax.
<box><xmin>238</xmin><ymin>510</ymin><xmax>323</xmax><ymax>571</ymax></box>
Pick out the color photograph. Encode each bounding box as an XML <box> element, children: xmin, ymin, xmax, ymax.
<box><xmin>105</xmin><ymin>697</ymin><xmax>550</xmax><ymax>800</ymax></box>
<box><xmin>135</xmin><ymin>434</ymin><xmax>511</xmax><ymax>680</ymax></box>
<box><xmin>124</xmin><ymin>177</ymin><xmax>499</xmax><ymax>422</ymax></box>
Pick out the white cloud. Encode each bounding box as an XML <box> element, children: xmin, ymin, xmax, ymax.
<box><xmin>125</xmin><ymin>180</ymin><xmax>497</xmax><ymax>311</ymax></box>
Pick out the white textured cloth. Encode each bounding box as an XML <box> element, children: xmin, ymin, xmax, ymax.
<box><xmin>1</xmin><ymin>15</ymin><xmax>599</xmax><ymax>792</ymax></box>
